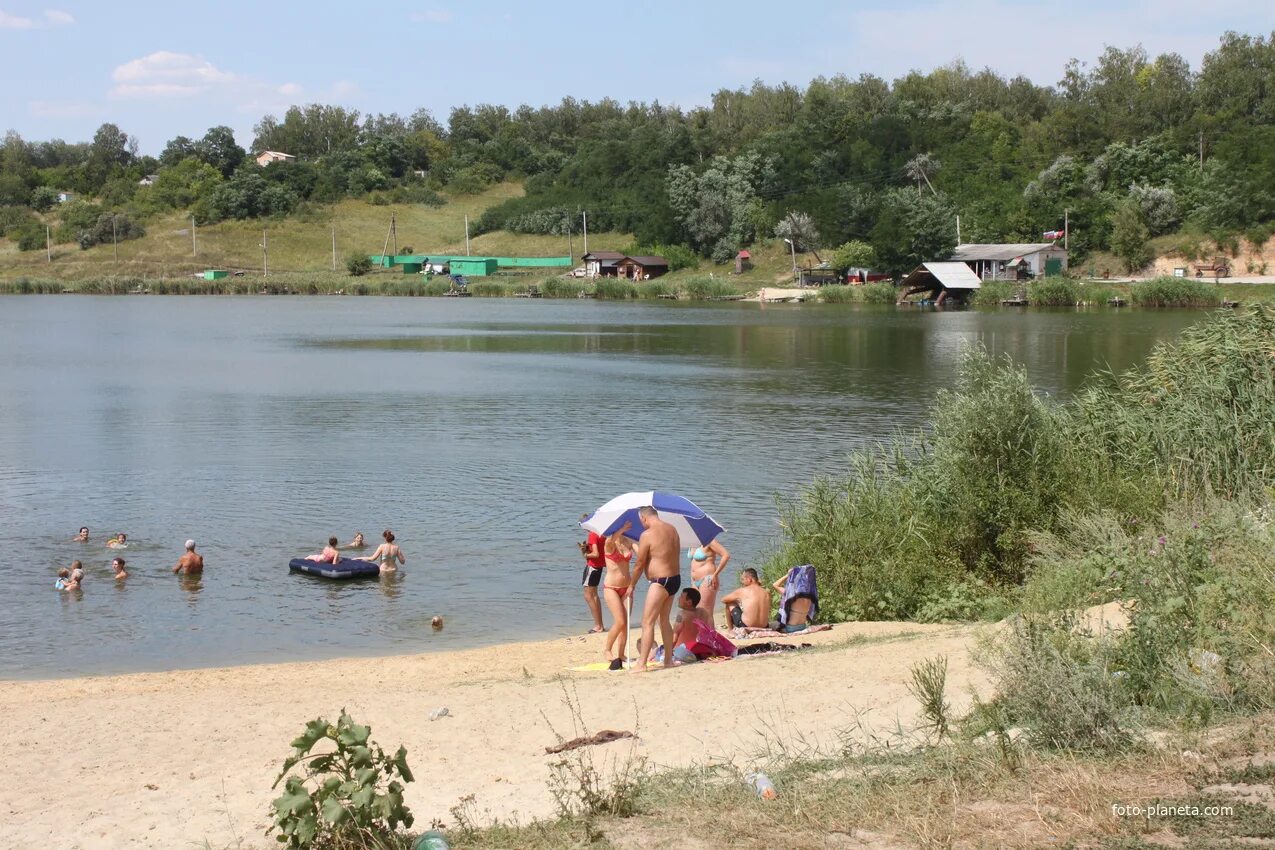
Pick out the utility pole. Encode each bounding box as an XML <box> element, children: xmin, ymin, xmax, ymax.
<box><xmin>582</xmin><ymin>210</ymin><xmax>588</xmax><ymax>256</ymax></box>
<box><xmin>45</xmin><ymin>224</ymin><xmax>51</xmax><ymax>263</ymax></box>
<box><xmin>1199</xmin><ymin>131</ymin><xmax>1204</xmax><ymax>170</ymax></box>
<box><xmin>567</xmin><ymin>214</ymin><xmax>573</xmax><ymax>260</ymax></box>
<box><xmin>331</xmin><ymin>224</ymin><xmax>337</xmax><ymax>271</ymax></box>
<box><xmin>956</xmin><ymin>215</ymin><xmax>962</xmax><ymax>245</ymax></box>
<box><xmin>262</xmin><ymin>228</ymin><xmax>268</xmax><ymax>277</ymax></box>
<box><xmin>390</xmin><ymin>211</ymin><xmax>397</xmax><ymax>257</ymax></box>
<box><xmin>464</xmin><ymin>215</ymin><xmax>470</xmax><ymax>256</ymax></box>
<box><xmin>112</xmin><ymin>214</ymin><xmax>118</xmax><ymax>265</ymax></box>
<box><xmin>191</xmin><ymin>215</ymin><xmax>197</xmax><ymax>256</ymax></box>
<box><xmin>1064</xmin><ymin>208</ymin><xmax>1070</xmax><ymax>252</ymax></box>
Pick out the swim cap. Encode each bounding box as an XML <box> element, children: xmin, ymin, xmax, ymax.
<box><xmin>692</xmin><ymin>547</ymin><xmax>707</xmax><ymax>561</ymax></box>
<box><xmin>185</xmin><ymin>539</ymin><xmax>196</xmax><ymax>549</ymax></box>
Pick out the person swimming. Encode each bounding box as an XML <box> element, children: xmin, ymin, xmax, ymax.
<box><xmin>342</xmin><ymin>532</ymin><xmax>366</xmax><ymax>549</ymax></box>
<box><xmin>112</xmin><ymin>557</ymin><xmax>128</xmax><ymax>580</ymax></box>
<box><xmin>71</xmin><ymin>527</ymin><xmax>89</xmax><ymax>543</ymax></box>
<box><xmin>55</xmin><ymin>568</ymin><xmax>70</xmax><ymax>589</ymax></box>
<box><xmin>107</xmin><ymin>532</ymin><xmax>128</xmax><ymax>549</ymax></box>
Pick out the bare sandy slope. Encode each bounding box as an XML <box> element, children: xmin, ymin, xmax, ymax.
<box><xmin>0</xmin><ymin>621</ymin><xmax>989</xmax><ymax>849</ymax></box>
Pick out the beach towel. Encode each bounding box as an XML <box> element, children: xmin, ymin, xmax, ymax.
<box><xmin>778</xmin><ymin>564</ymin><xmax>818</xmax><ymax>627</ymax></box>
<box><xmin>685</xmin><ymin>619</ymin><xmax>738</xmax><ymax>659</ymax></box>
<box><xmin>728</xmin><ymin>623</ymin><xmax>833</xmax><ymax>640</ymax></box>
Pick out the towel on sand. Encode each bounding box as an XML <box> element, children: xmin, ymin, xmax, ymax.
<box><xmin>729</xmin><ymin>623</ymin><xmax>833</xmax><ymax>640</ymax></box>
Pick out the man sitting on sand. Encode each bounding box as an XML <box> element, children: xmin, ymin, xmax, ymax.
<box><xmin>629</xmin><ymin>506</ymin><xmax>681</xmax><ymax>671</ymax></box>
<box><xmin>173</xmin><ymin>540</ymin><xmax>204</xmax><ymax>575</ymax></box>
<box><xmin>720</xmin><ymin>568</ymin><xmax>772</xmax><ymax>629</ymax></box>
<box><xmin>667</xmin><ymin>587</ymin><xmax>736</xmax><ymax>663</ymax></box>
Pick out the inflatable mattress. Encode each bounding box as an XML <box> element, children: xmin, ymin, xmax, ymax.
<box><xmin>289</xmin><ymin>558</ymin><xmax>380</xmax><ymax>579</ymax></box>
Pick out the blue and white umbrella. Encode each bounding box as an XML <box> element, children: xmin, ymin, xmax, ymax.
<box><xmin>581</xmin><ymin>491</ymin><xmax>724</xmax><ymax>548</ymax></box>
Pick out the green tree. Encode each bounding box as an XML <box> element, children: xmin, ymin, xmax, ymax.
<box><xmin>30</xmin><ymin>185</ymin><xmax>58</xmax><ymax>212</ymax></box>
<box><xmin>870</xmin><ymin>188</ymin><xmax>958</xmax><ymax>276</ymax></box>
<box><xmin>1109</xmin><ymin>197</ymin><xmax>1152</xmax><ymax>272</ymax></box>
<box><xmin>667</xmin><ymin>152</ymin><xmax>776</xmax><ymax>261</ymax></box>
<box><xmin>773</xmin><ymin>210</ymin><xmax>820</xmax><ymax>251</ymax></box>
<box><xmin>196</xmin><ymin>126</ymin><xmax>246</xmax><ymax>177</ymax></box>
<box><xmin>830</xmin><ymin>239</ymin><xmax>877</xmax><ymax>273</ymax></box>
<box><xmin>146</xmin><ymin>158</ymin><xmax>223</xmax><ymax>210</ymax></box>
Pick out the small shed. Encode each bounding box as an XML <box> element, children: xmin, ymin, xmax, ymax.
<box><xmin>400</xmin><ymin>262</ymin><xmax>423</xmax><ymax>275</ymax></box>
<box><xmin>581</xmin><ymin>251</ymin><xmax>626</xmax><ymax>278</ymax></box>
<box><xmin>735</xmin><ymin>250</ymin><xmax>751</xmax><ymax>274</ymax></box>
<box><xmin>617</xmin><ymin>255</ymin><xmax>669</xmax><ymax>280</ymax></box>
<box><xmin>203</xmin><ymin>269</ymin><xmax>229</xmax><ymax>280</ymax></box>
<box><xmin>899</xmin><ymin>262</ymin><xmax>983</xmax><ymax>305</ymax></box>
<box><xmin>448</xmin><ymin>257</ymin><xmax>498</xmax><ymax>277</ymax></box>
<box><xmin>255</xmin><ymin>150</ymin><xmax>296</xmax><ymax>167</ymax></box>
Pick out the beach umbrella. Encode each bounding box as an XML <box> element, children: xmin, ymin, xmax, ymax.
<box><xmin>581</xmin><ymin>491</ymin><xmax>724</xmax><ymax>548</ymax></box>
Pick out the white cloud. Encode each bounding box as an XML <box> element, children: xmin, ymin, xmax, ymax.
<box><xmin>278</xmin><ymin>82</ymin><xmax>302</xmax><ymax>96</ymax></box>
<box><xmin>110</xmin><ymin>51</ymin><xmax>239</xmax><ymax>98</ymax></box>
<box><xmin>330</xmin><ymin>80</ymin><xmax>360</xmax><ymax>99</ymax></box>
<box><xmin>0</xmin><ymin>9</ymin><xmax>37</xmax><ymax>28</ymax></box>
<box><xmin>28</xmin><ymin>99</ymin><xmax>103</xmax><ymax>119</ymax></box>
<box><xmin>0</xmin><ymin>7</ymin><xmax>74</xmax><ymax>29</ymax></box>
<box><xmin>409</xmin><ymin>9</ymin><xmax>453</xmax><ymax>23</ymax></box>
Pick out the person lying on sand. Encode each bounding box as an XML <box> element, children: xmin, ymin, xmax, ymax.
<box><xmin>173</xmin><ymin>540</ymin><xmax>204</xmax><ymax>575</ymax></box>
<box><xmin>721</xmin><ymin>568</ymin><xmax>772</xmax><ymax>629</ymax></box>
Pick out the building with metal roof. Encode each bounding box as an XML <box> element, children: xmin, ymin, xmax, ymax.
<box><xmin>898</xmin><ymin>262</ymin><xmax>984</xmax><ymax>305</ymax></box>
<box><xmin>950</xmin><ymin>243</ymin><xmax>1068</xmax><ymax>279</ymax></box>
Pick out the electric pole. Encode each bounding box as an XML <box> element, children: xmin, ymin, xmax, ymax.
<box><xmin>46</xmin><ymin>224</ymin><xmax>51</xmax><ymax>263</ymax></box>
<box><xmin>582</xmin><ymin>210</ymin><xmax>588</xmax><ymax>256</ymax></box>
<box><xmin>261</xmin><ymin>229</ymin><xmax>268</xmax><ymax>277</ymax></box>
<box><xmin>191</xmin><ymin>215</ymin><xmax>197</xmax><ymax>256</ymax></box>
<box><xmin>1064</xmin><ymin>208</ymin><xmax>1070</xmax><ymax>252</ymax></box>
<box><xmin>331</xmin><ymin>224</ymin><xmax>337</xmax><ymax>272</ymax></box>
<box><xmin>464</xmin><ymin>215</ymin><xmax>470</xmax><ymax>256</ymax></box>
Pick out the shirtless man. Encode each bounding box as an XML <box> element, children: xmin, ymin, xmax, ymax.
<box><xmin>628</xmin><ymin>506</ymin><xmax>681</xmax><ymax>671</ymax></box>
<box><xmin>172</xmin><ymin>539</ymin><xmax>204</xmax><ymax>575</ymax></box>
<box><xmin>720</xmin><ymin>568</ymin><xmax>772</xmax><ymax>629</ymax></box>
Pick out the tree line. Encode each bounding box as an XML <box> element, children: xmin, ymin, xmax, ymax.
<box><xmin>1</xmin><ymin>31</ymin><xmax>1272</xmax><ymax>271</ymax></box>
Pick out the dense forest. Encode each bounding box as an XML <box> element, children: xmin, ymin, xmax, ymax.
<box><xmin>1</xmin><ymin>31</ymin><xmax>1273</xmax><ymax>274</ymax></box>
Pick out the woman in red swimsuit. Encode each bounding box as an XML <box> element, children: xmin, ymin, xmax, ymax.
<box><xmin>602</xmin><ymin>521</ymin><xmax>636</xmax><ymax>671</ymax></box>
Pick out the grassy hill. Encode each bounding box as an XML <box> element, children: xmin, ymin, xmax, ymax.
<box><xmin>0</xmin><ymin>181</ymin><xmax>820</xmax><ymax>289</ymax></box>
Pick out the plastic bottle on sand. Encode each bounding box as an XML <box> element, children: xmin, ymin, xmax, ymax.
<box><xmin>429</xmin><ymin>707</ymin><xmax>449</xmax><ymax>721</ymax></box>
<box><xmin>745</xmin><ymin>772</ymin><xmax>778</xmax><ymax>800</ymax></box>
<box><xmin>414</xmin><ymin>830</ymin><xmax>451</xmax><ymax>850</ymax></box>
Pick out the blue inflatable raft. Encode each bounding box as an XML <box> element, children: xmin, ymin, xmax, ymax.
<box><xmin>289</xmin><ymin>558</ymin><xmax>380</xmax><ymax>580</ymax></box>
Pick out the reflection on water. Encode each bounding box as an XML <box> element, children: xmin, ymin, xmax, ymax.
<box><xmin>0</xmin><ymin>296</ymin><xmax>1203</xmax><ymax>678</ymax></box>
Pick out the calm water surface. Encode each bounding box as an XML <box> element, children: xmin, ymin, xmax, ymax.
<box><xmin>0</xmin><ymin>296</ymin><xmax>1203</xmax><ymax>678</ymax></box>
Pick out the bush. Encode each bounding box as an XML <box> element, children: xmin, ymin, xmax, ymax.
<box><xmin>346</xmin><ymin>256</ymin><xmax>373</xmax><ymax>276</ymax></box>
<box><xmin>29</xmin><ymin>186</ymin><xmax>58</xmax><ymax>212</ymax></box>
<box><xmin>860</xmin><ymin>281</ymin><xmax>897</xmax><ymax>304</ymax></box>
<box><xmin>1028</xmin><ymin>277</ymin><xmax>1082</xmax><ymax>307</ymax></box>
<box><xmin>679</xmin><ymin>276</ymin><xmax>739</xmax><ymax>299</ymax></box>
<box><xmin>595</xmin><ymin>278</ymin><xmax>637</xmax><ymax>300</ymax></box>
<box><xmin>541</xmin><ymin>278</ymin><xmax>587</xmax><ymax>298</ymax></box>
<box><xmin>269</xmin><ymin>710</ymin><xmax>414</xmax><ymax>849</ymax></box>
<box><xmin>1130</xmin><ymin>276</ymin><xmax>1222</xmax><ymax>307</ymax></box>
<box><xmin>970</xmin><ymin>280</ymin><xmax>1017</xmax><ymax>306</ymax></box>
<box><xmin>76</xmin><ymin>213</ymin><xmax>145</xmax><ymax>250</ymax></box>
<box><xmin>467</xmin><ymin>280</ymin><xmax>515</xmax><ymax>297</ymax></box>
<box><xmin>818</xmin><ymin>285</ymin><xmax>856</xmax><ymax>303</ymax></box>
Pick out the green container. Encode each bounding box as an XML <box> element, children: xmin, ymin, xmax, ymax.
<box><xmin>203</xmin><ymin>269</ymin><xmax>228</xmax><ymax>280</ymax></box>
<box><xmin>401</xmin><ymin>262</ymin><xmax>422</xmax><ymax>274</ymax></box>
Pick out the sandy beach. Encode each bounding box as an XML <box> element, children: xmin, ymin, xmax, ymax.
<box><xmin>0</xmin><ymin>621</ymin><xmax>988</xmax><ymax>849</ymax></box>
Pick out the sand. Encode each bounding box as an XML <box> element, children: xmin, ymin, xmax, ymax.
<box><xmin>0</xmin><ymin>621</ymin><xmax>989</xmax><ymax>849</ymax></box>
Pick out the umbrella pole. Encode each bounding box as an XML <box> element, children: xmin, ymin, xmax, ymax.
<box><xmin>625</xmin><ymin>589</ymin><xmax>635</xmax><ymax>667</ymax></box>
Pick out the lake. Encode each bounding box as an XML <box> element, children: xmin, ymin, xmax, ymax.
<box><xmin>0</xmin><ymin>296</ymin><xmax>1203</xmax><ymax>678</ymax></box>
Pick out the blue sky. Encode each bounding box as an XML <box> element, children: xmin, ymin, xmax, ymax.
<box><xmin>1</xmin><ymin>0</ymin><xmax>1270</xmax><ymax>154</ymax></box>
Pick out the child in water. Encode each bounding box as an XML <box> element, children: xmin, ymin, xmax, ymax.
<box><xmin>107</xmin><ymin>533</ymin><xmax>128</xmax><ymax>549</ymax></box>
<box><xmin>55</xmin><ymin>568</ymin><xmax>70</xmax><ymax>590</ymax></box>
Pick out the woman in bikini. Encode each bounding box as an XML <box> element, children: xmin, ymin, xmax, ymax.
<box><xmin>602</xmin><ymin>521</ymin><xmax>636</xmax><ymax>671</ymax></box>
<box><xmin>689</xmin><ymin>538</ymin><xmax>730</xmax><ymax>620</ymax></box>
<box><xmin>366</xmin><ymin>529</ymin><xmax>405</xmax><ymax>574</ymax></box>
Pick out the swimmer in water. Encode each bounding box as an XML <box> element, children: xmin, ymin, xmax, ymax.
<box><xmin>112</xmin><ymin>557</ymin><xmax>128</xmax><ymax>580</ymax></box>
<box><xmin>71</xmin><ymin>527</ymin><xmax>89</xmax><ymax>543</ymax></box>
<box><xmin>107</xmin><ymin>532</ymin><xmax>128</xmax><ymax>549</ymax></box>
<box><xmin>342</xmin><ymin>532</ymin><xmax>366</xmax><ymax>549</ymax></box>
<box><xmin>366</xmin><ymin>530</ymin><xmax>405</xmax><ymax>574</ymax></box>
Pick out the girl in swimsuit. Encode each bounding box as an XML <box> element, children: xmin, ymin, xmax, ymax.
<box><xmin>689</xmin><ymin>539</ymin><xmax>730</xmax><ymax>620</ymax></box>
<box><xmin>366</xmin><ymin>529</ymin><xmax>405</xmax><ymax>574</ymax></box>
<box><xmin>308</xmin><ymin>537</ymin><xmax>342</xmax><ymax>564</ymax></box>
<box><xmin>602</xmin><ymin>521</ymin><xmax>635</xmax><ymax>671</ymax></box>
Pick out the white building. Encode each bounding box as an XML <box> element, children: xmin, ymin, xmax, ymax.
<box><xmin>949</xmin><ymin>243</ymin><xmax>1068</xmax><ymax>279</ymax></box>
<box><xmin>255</xmin><ymin>150</ymin><xmax>296</xmax><ymax>167</ymax></box>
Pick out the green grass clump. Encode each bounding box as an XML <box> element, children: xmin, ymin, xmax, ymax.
<box><xmin>540</xmin><ymin>277</ymin><xmax>588</xmax><ymax>298</ymax></box>
<box><xmin>970</xmin><ymin>279</ymin><xmax>1017</xmax><ymax>306</ymax></box>
<box><xmin>1029</xmin><ymin>277</ymin><xmax>1082</xmax><ymax>306</ymax></box>
<box><xmin>466</xmin><ymin>280</ymin><xmax>515</xmax><ymax>297</ymax></box>
<box><xmin>679</xmin><ymin>276</ymin><xmax>742</xmax><ymax>300</ymax></box>
<box><xmin>817</xmin><ymin>285</ymin><xmax>856</xmax><ymax>303</ymax></box>
<box><xmin>1131</xmin><ymin>276</ymin><xmax>1222</xmax><ymax>307</ymax></box>
<box><xmin>594</xmin><ymin>279</ymin><xmax>637</xmax><ymax>300</ymax></box>
<box><xmin>860</xmin><ymin>281</ymin><xmax>898</xmax><ymax>304</ymax></box>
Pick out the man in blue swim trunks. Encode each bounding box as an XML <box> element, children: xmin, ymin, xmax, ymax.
<box><xmin>629</xmin><ymin>506</ymin><xmax>681</xmax><ymax>671</ymax></box>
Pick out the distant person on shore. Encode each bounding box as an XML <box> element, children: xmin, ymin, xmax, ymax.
<box><xmin>720</xmin><ymin>568</ymin><xmax>772</xmax><ymax>629</ymax></box>
<box><xmin>173</xmin><ymin>540</ymin><xmax>204</xmax><ymax>574</ymax></box>
<box><xmin>55</xmin><ymin>568</ymin><xmax>71</xmax><ymax>589</ymax></box>
<box><xmin>366</xmin><ymin>530</ymin><xmax>405</xmax><ymax>574</ymax></box>
<box><xmin>629</xmin><ymin>506</ymin><xmax>681</xmax><ymax>671</ymax></box>
<box><xmin>306</xmin><ymin>537</ymin><xmax>342</xmax><ymax>564</ymax></box>
<box><xmin>667</xmin><ymin>587</ymin><xmax>736</xmax><ymax>663</ymax></box>
<box><xmin>690</xmin><ymin>539</ymin><xmax>730</xmax><ymax>619</ymax></box>
<box><xmin>71</xmin><ymin>527</ymin><xmax>89</xmax><ymax>543</ymax></box>
<box><xmin>602</xmin><ymin>521</ymin><xmax>636</xmax><ymax>670</ymax></box>
<box><xmin>579</xmin><ymin>514</ymin><xmax>606</xmax><ymax>634</ymax></box>
<box><xmin>342</xmin><ymin>532</ymin><xmax>366</xmax><ymax>550</ymax></box>
<box><xmin>112</xmin><ymin>557</ymin><xmax>128</xmax><ymax>580</ymax></box>
<box><xmin>107</xmin><ymin>532</ymin><xmax>128</xmax><ymax>549</ymax></box>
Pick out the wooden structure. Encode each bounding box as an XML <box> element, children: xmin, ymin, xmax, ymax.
<box><xmin>581</xmin><ymin>251</ymin><xmax>626</xmax><ymax>277</ymax></box>
<box><xmin>735</xmin><ymin>250</ymin><xmax>751</xmax><ymax>274</ymax></box>
<box><xmin>617</xmin><ymin>256</ymin><xmax>669</xmax><ymax>280</ymax></box>
<box><xmin>255</xmin><ymin>150</ymin><xmax>296</xmax><ymax>167</ymax></box>
<box><xmin>898</xmin><ymin>262</ymin><xmax>983</xmax><ymax>305</ymax></box>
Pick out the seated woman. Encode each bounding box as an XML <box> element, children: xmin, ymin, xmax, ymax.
<box><xmin>307</xmin><ymin>537</ymin><xmax>342</xmax><ymax>564</ymax></box>
<box><xmin>772</xmin><ymin>565</ymin><xmax>819</xmax><ymax>633</ymax></box>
